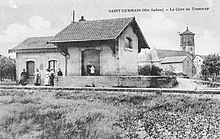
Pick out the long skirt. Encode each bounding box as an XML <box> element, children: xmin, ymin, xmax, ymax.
<box><xmin>50</xmin><ymin>75</ymin><xmax>54</xmax><ymax>86</ymax></box>
<box><xmin>44</xmin><ymin>75</ymin><xmax>50</xmax><ymax>86</ymax></box>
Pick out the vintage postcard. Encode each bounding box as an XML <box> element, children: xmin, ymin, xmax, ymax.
<box><xmin>0</xmin><ymin>0</ymin><xmax>220</xmax><ymax>138</ymax></box>
<box><xmin>0</xmin><ymin>0</ymin><xmax>219</xmax><ymax>57</ymax></box>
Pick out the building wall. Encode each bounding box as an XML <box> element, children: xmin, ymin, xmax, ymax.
<box><xmin>118</xmin><ymin>25</ymin><xmax>138</xmax><ymax>75</ymax></box>
<box><xmin>57</xmin><ymin>76</ymin><xmax>177</xmax><ymax>88</ymax></box>
<box><xmin>16</xmin><ymin>25</ymin><xmax>140</xmax><ymax>79</ymax></box>
<box><xmin>65</xmin><ymin>25</ymin><xmax>139</xmax><ymax>76</ymax></box>
<box><xmin>66</xmin><ymin>47</ymin><xmax>81</xmax><ymax>76</ymax></box>
<box><xmin>161</xmin><ymin>63</ymin><xmax>183</xmax><ymax>73</ymax></box>
<box><xmin>100</xmin><ymin>45</ymin><xmax>117</xmax><ymax>75</ymax></box>
<box><xmin>67</xmin><ymin>43</ymin><xmax>117</xmax><ymax>76</ymax></box>
<box><xmin>182</xmin><ymin>57</ymin><xmax>193</xmax><ymax>77</ymax></box>
<box><xmin>151</xmin><ymin>49</ymin><xmax>160</xmax><ymax>61</ymax></box>
<box><xmin>193</xmin><ymin>56</ymin><xmax>204</xmax><ymax>75</ymax></box>
<box><xmin>160</xmin><ymin>57</ymin><xmax>193</xmax><ymax>77</ymax></box>
<box><xmin>16</xmin><ymin>51</ymin><xmax>65</xmax><ymax>84</ymax></box>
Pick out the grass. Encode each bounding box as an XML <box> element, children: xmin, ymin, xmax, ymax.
<box><xmin>0</xmin><ymin>89</ymin><xmax>219</xmax><ymax>138</ymax></box>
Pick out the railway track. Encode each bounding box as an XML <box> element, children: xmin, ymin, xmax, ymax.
<box><xmin>0</xmin><ymin>86</ymin><xmax>220</xmax><ymax>94</ymax></box>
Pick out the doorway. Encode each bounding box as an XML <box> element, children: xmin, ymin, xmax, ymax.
<box><xmin>48</xmin><ymin>60</ymin><xmax>58</xmax><ymax>71</ymax></box>
<box><xmin>26</xmin><ymin>61</ymin><xmax>35</xmax><ymax>76</ymax></box>
<box><xmin>82</xmin><ymin>49</ymin><xmax>100</xmax><ymax>76</ymax></box>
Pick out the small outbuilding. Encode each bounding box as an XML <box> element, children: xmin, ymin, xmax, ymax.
<box><xmin>138</xmin><ymin>48</ymin><xmax>193</xmax><ymax>77</ymax></box>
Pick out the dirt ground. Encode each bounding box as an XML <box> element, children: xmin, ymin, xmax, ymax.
<box><xmin>174</xmin><ymin>77</ymin><xmax>217</xmax><ymax>89</ymax></box>
<box><xmin>171</xmin><ymin>77</ymin><xmax>220</xmax><ymax>100</ymax></box>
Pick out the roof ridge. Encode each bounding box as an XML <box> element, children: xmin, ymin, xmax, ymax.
<box><xmin>162</xmin><ymin>55</ymin><xmax>187</xmax><ymax>58</ymax></box>
<box><xmin>27</xmin><ymin>36</ymin><xmax>53</xmax><ymax>39</ymax></box>
<box><xmin>114</xmin><ymin>17</ymin><xmax>134</xmax><ymax>39</ymax></box>
<box><xmin>156</xmin><ymin>48</ymin><xmax>183</xmax><ymax>51</ymax></box>
<box><xmin>72</xmin><ymin>16</ymin><xmax>134</xmax><ymax>23</ymax></box>
<box><xmin>49</xmin><ymin>16</ymin><xmax>136</xmax><ymax>43</ymax></box>
<box><xmin>156</xmin><ymin>48</ymin><xmax>190</xmax><ymax>53</ymax></box>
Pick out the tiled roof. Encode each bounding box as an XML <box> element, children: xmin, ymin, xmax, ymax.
<box><xmin>49</xmin><ymin>17</ymin><xmax>149</xmax><ymax>49</ymax></box>
<box><xmin>161</xmin><ymin>56</ymin><xmax>187</xmax><ymax>64</ymax></box>
<box><xmin>10</xmin><ymin>17</ymin><xmax>149</xmax><ymax>53</ymax></box>
<box><xmin>9</xmin><ymin>37</ymin><xmax>58</xmax><ymax>52</ymax></box>
<box><xmin>180</xmin><ymin>27</ymin><xmax>195</xmax><ymax>35</ymax></box>
<box><xmin>50</xmin><ymin>17</ymin><xmax>134</xmax><ymax>42</ymax></box>
<box><xmin>155</xmin><ymin>49</ymin><xmax>191</xmax><ymax>59</ymax></box>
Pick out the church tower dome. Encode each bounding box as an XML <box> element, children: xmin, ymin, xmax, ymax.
<box><xmin>180</xmin><ymin>27</ymin><xmax>195</xmax><ymax>56</ymax></box>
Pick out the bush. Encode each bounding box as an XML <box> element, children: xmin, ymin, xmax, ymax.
<box><xmin>138</xmin><ymin>65</ymin><xmax>162</xmax><ymax>76</ymax></box>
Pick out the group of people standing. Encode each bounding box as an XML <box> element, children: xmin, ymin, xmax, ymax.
<box><xmin>19</xmin><ymin>68</ymin><xmax>63</xmax><ymax>86</ymax></box>
<box><xmin>43</xmin><ymin>68</ymin><xmax>55</xmax><ymax>86</ymax></box>
<box><xmin>87</xmin><ymin>64</ymin><xmax>96</xmax><ymax>76</ymax></box>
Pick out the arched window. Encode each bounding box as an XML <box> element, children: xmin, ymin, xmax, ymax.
<box><xmin>190</xmin><ymin>47</ymin><xmax>193</xmax><ymax>51</ymax></box>
<box><xmin>125</xmin><ymin>37</ymin><xmax>133</xmax><ymax>49</ymax></box>
<box><xmin>183</xmin><ymin>47</ymin><xmax>186</xmax><ymax>51</ymax></box>
<box><xmin>187</xmin><ymin>61</ymin><xmax>189</xmax><ymax>66</ymax></box>
<box><xmin>48</xmin><ymin>60</ymin><xmax>57</xmax><ymax>71</ymax></box>
<box><xmin>26</xmin><ymin>61</ymin><xmax>35</xmax><ymax>76</ymax></box>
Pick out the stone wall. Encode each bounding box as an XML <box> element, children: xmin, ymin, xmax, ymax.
<box><xmin>57</xmin><ymin>76</ymin><xmax>177</xmax><ymax>88</ymax></box>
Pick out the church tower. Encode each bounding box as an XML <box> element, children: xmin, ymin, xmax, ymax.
<box><xmin>180</xmin><ymin>27</ymin><xmax>195</xmax><ymax>56</ymax></box>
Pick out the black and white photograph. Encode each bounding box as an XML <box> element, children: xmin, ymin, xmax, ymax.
<box><xmin>0</xmin><ymin>0</ymin><xmax>220</xmax><ymax>138</ymax></box>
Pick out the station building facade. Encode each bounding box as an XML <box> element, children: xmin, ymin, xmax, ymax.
<box><xmin>10</xmin><ymin>17</ymin><xmax>149</xmax><ymax>84</ymax></box>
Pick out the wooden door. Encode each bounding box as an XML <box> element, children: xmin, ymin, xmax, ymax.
<box><xmin>26</xmin><ymin>61</ymin><xmax>35</xmax><ymax>76</ymax></box>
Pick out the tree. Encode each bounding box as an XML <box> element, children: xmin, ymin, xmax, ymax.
<box><xmin>138</xmin><ymin>65</ymin><xmax>162</xmax><ymax>76</ymax></box>
<box><xmin>0</xmin><ymin>56</ymin><xmax>16</xmax><ymax>81</ymax></box>
<box><xmin>201</xmin><ymin>54</ymin><xmax>220</xmax><ymax>80</ymax></box>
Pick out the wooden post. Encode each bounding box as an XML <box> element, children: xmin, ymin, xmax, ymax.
<box><xmin>65</xmin><ymin>55</ymin><xmax>68</xmax><ymax>76</ymax></box>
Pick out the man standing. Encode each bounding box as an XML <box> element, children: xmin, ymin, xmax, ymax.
<box><xmin>50</xmin><ymin>68</ymin><xmax>55</xmax><ymax>86</ymax></box>
<box><xmin>57</xmin><ymin>68</ymin><xmax>63</xmax><ymax>82</ymax></box>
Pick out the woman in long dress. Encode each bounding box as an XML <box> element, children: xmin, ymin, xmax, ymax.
<box><xmin>34</xmin><ymin>69</ymin><xmax>41</xmax><ymax>86</ymax></box>
<box><xmin>44</xmin><ymin>69</ymin><xmax>50</xmax><ymax>86</ymax></box>
<box><xmin>90</xmin><ymin>65</ymin><xmax>95</xmax><ymax>76</ymax></box>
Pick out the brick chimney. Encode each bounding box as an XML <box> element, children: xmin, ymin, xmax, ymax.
<box><xmin>79</xmin><ymin>16</ymin><xmax>86</xmax><ymax>21</ymax></box>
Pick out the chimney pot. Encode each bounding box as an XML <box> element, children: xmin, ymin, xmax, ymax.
<box><xmin>79</xmin><ymin>16</ymin><xmax>86</xmax><ymax>21</ymax></box>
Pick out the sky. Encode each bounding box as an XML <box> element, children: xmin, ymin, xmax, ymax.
<box><xmin>0</xmin><ymin>0</ymin><xmax>220</xmax><ymax>58</ymax></box>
